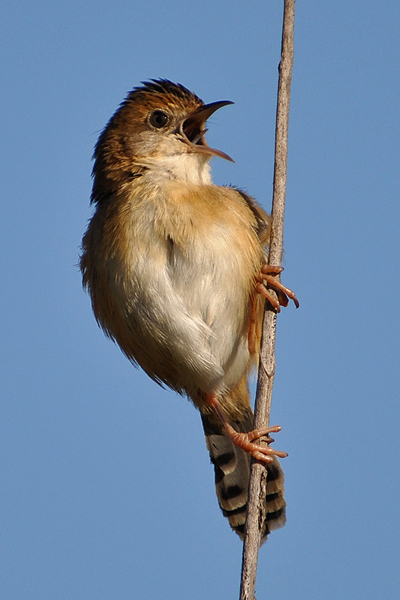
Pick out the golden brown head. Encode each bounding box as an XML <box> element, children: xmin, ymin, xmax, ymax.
<box><xmin>91</xmin><ymin>79</ymin><xmax>233</xmax><ymax>203</ymax></box>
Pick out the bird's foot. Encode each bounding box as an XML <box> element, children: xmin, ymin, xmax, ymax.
<box><xmin>226</xmin><ymin>423</ymin><xmax>288</xmax><ymax>463</ymax></box>
<box><xmin>205</xmin><ymin>394</ymin><xmax>287</xmax><ymax>463</ymax></box>
<box><xmin>255</xmin><ymin>265</ymin><xmax>299</xmax><ymax>313</ymax></box>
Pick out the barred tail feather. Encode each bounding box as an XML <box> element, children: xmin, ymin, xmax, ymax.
<box><xmin>201</xmin><ymin>411</ymin><xmax>286</xmax><ymax>543</ymax></box>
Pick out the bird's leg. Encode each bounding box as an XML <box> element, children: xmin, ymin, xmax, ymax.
<box><xmin>248</xmin><ymin>265</ymin><xmax>298</xmax><ymax>349</ymax></box>
<box><xmin>256</xmin><ymin>265</ymin><xmax>299</xmax><ymax>313</ymax></box>
<box><xmin>247</xmin><ymin>294</ymin><xmax>258</xmax><ymax>355</ymax></box>
<box><xmin>205</xmin><ymin>394</ymin><xmax>287</xmax><ymax>463</ymax></box>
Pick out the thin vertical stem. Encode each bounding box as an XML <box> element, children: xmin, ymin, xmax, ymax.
<box><xmin>239</xmin><ymin>2</ymin><xmax>295</xmax><ymax>599</ymax></box>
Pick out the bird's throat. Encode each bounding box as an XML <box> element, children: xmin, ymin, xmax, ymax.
<box><xmin>143</xmin><ymin>152</ymin><xmax>213</xmax><ymax>185</ymax></box>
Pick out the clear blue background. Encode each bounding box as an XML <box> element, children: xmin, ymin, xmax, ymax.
<box><xmin>1</xmin><ymin>1</ymin><xmax>399</xmax><ymax>599</ymax></box>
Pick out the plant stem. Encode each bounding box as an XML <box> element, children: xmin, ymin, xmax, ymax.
<box><xmin>239</xmin><ymin>2</ymin><xmax>295</xmax><ymax>598</ymax></box>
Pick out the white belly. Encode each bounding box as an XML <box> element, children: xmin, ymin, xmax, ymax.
<box><xmin>100</xmin><ymin>180</ymin><xmax>262</xmax><ymax>398</ymax></box>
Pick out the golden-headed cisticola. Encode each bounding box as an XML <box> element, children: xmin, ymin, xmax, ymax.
<box><xmin>80</xmin><ymin>79</ymin><xmax>298</xmax><ymax>541</ymax></box>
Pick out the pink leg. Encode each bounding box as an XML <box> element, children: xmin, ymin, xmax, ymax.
<box><xmin>247</xmin><ymin>295</ymin><xmax>258</xmax><ymax>355</ymax></box>
<box><xmin>205</xmin><ymin>394</ymin><xmax>288</xmax><ymax>463</ymax></box>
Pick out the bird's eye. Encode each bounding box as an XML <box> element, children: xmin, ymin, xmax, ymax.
<box><xmin>149</xmin><ymin>110</ymin><xmax>169</xmax><ymax>128</ymax></box>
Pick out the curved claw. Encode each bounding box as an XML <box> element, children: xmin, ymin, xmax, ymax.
<box><xmin>228</xmin><ymin>424</ymin><xmax>288</xmax><ymax>464</ymax></box>
<box><xmin>204</xmin><ymin>394</ymin><xmax>288</xmax><ymax>465</ymax></box>
<box><xmin>257</xmin><ymin>264</ymin><xmax>299</xmax><ymax>311</ymax></box>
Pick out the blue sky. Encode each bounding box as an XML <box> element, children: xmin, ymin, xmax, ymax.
<box><xmin>1</xmin><ymin>1</ymin><xmax>399</xmax><ymax>599</ymax></box>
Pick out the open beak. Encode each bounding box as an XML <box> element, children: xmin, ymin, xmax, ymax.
<box><xmin>177</xmin><ymin>100</ymin><xmax>234</xmax><ymax>162</ymax></box>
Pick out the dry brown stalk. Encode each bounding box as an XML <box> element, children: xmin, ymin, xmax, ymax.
<box><xmin>239</xmin><ymin>2</ymin><xmax>296</xmax><ymax>598</ymax></box>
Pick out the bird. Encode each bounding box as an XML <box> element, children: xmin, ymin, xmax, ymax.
<box><xmin>80</xmin><ymin>79</ymin><xmax>298</xmax><ymax>542</ymax></box>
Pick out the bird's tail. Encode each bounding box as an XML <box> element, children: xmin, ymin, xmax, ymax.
<box><xmin>201</xmin><ymin>405</ymin><xmax>286</xmax><ymax>543</ymax></box>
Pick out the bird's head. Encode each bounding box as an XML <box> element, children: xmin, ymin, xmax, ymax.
<box><xmin>92</xmin><ymin>79</ymin><xmax>234</xmax><ymax>200</ymax></box>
